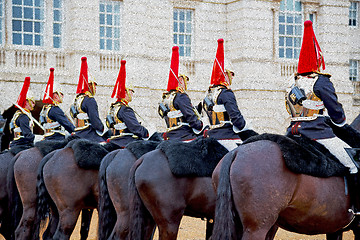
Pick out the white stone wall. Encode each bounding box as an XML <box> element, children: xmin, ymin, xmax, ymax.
<box><xmin>0</xmin><ymin>0</ymin><xmax>359</xmax><ymax>135</ymax></box>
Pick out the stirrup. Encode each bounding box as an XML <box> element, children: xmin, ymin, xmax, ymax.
<box><xmin>348</xmin><ymin>208</ymin><xmax>360</xmax><ymax>216</ymax></box>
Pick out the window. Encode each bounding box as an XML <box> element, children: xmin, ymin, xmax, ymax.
<box><xmin>99</xmin><ymin>0</ymin><xmax>121</xmax><ymax>51</ymax></box>
<box><xmin>349</xmin><ymin>2</ymin><xmax>358</xmax><ymax>26</ymax></box>
<box><xmin>12</xmin><ymin>0</ymin><xmax>44</xmax><ymax>46</ymax></box>
<box><xmin>278</xmin><ymin>0</ymin><xmax>302</xmax><ymax>59</ymax></box>
<box><xmin>350</xmin><ymin>60</ymin><xmax>359</xmax><ymax>81</ymax></box>
<box><xmin>53</xmin><ymin>0</ymin><xmax>63</xmax><ymax>48</ymax></box>
<box><xmin>173</xmin><ymin>8</ymin><xmax>193</xmax><ymax>57</ymax></box>
<box><xmin>0</xmin><ymin>0</ymin><xmax>4</xmax><ymax>45</ymax></box>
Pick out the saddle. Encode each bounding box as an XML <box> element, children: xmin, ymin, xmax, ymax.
<box><xmin>156</xmin><ymin>136</ymin><xmax>229</xmax><ymax>177</ymax></box>
<box><xmin>125</xmin><ymin>140</ymin><xmax>161</xmax><ymax>159</ymax></box>
<box><xmin>66</xmin><ymin>139</ymin><xmax>120</xmax><ymax>169</ymax></box>
<box><xmin>243</xmin><ymin>133</ymin><xmax>348</xmax><ymax>178</ymax></box>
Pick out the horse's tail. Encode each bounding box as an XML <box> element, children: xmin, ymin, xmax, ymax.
<box><xmin>6</xmin><ymin>153</ymin><xmax>23</xmax><ymax>240</ymax></box>
<box><xmin>98</xmin><ymin>151</ymin><xmax>118</xmax><ymax>240</ymax></box>
<box><xmin>128</xmin><ymin>157</ymin><xmax>152</xmax><ymax>240</ymax></box>
<box><xmin>35</xmin><ymin>151</ymin><xmax>57</xmax><ymax>229</ymax></box>
<box><xmin>212</xmin><ymin>150</ymin><xmax>238</xmax><ymax>240</ymax></box>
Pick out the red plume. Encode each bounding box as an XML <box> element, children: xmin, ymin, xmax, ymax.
<box><xmin>297</xmin><ymin>21</ymin><xmax>325</xmax><ymax>74</ymax></box>
<box><xmin>210</xmin><ymin>39</ymin><xmax>225</xmax><ymax>86</ymax></box>
<box><xmin>167</xmin><ymin>46</ymin><xmax>179</xmax><ymax>91</ymax></box>
<box><xmin>43</xmin><ymin>68</ymin><xmax>55</xmax><ymax>104</ymax></box>
<box><xmin>16</xmin><ymin>77</ymin><xmax>31</xmax><ymax>108</ymax></box>
<box><xmin>76</xmin><ymin>57</ymin><xmax>89</xmax><ymax>94</ymax></box>
<box><xmin>111</xmin><ymin>60</ymin><xmax>127</xmax><ymax>100</ymax></box>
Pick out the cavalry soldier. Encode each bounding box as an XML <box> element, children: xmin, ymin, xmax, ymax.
<box><xmin>9</xmin><ymin>77</ymin><xmax>36</xmax><ymax>149</ymax></box>
<box><xmin>285</xmin><ymin>20</ymin><xmax>360</xmax><ymax>214</ymax></box>
<box><xmin>40</xmin><ymin>68</ymin><xmax>75</xmax><ymax>140</ymax></box>
<box><xmin>203</xmin><ymin>39</ymin><xmax>256</xmax><ymax>151</ymax></box>
<box><xmin>106</xmin><ymin>60</ymin><xmax>149</xmax><ymax>148</ymax></box>
<box><xmin>158</xmin><ymin>46</ymin><xmax>204</xmax><ymax>141</ymax></box>
<box><xmin>70</xmin><ymin>57</ymin><xmax>106</xmax><ymax>142</ymax></box>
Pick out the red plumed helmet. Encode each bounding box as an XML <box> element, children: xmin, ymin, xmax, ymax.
<box><xmin>112</xmin><ymin>60</ymin><xmax>127</xmax><ymax>100</ymax></box>
<box><xmin>76</xmin><ymin>57</ymin><xmax>89</xmax><ymax>94</ymax></box>
<box><xmin>16</xmin><ymin>77</ymin><xmax>31</xmax><ymax>108</ymax></box>
<box><xmin>43</xmin><ymin>68</ymin><xmax>55</xmax><ymax>104</ymax></box>
<box><xmin>297</xmin><ymin>20</ymin><xmax>325</xmax><ymax>74</ymax></box>
<box><xmin>211</xmin><ymin>39</ymin><xmax>226</xmax><ymax>86</ymax></box>
<box><xmin>167</xmin><ymin>46</ymin><xmax>179</xmax><ymax>91</ymax></box>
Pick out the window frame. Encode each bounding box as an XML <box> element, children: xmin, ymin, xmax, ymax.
<box><xmin>278</xmin><ymin>0</ymin><xmax>303</xmax><ymax>60</ymax></box>
<box><xmin>173</xmin><ymin>8</ymin><xmax>194</xmax><ymax>58</ymax></box>
<box><xmin>11</xmin><ymin>0</ymin><xmax>45</xmax><ymax>47</ymax></box>
<box><xmin>99</xmin><ymin>0</ymin><xmax>121</xmax><ymax>51</ymax></box>
<box><xmin>350</xmin><ymin>59</ymin><xmax>359</xmax><ymax>82</ymax></box>
<box><xmin>349</xmin><ymin>1</ymin><xmax>358</xmax><ymax>27</ymax></box>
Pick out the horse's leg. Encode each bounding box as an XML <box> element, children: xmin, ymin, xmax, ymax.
<box><xmin>52</xmin><ymin>208</ymin><xmax>81</xmax><ymax>240</ymax></box>
<box><xmin>265</xmin><ymin>225</ymin><xmax>278</xmax><ymax>240</ymax></box>
<box><xmin>353</xmin><ymin>226</ymin><xmax>360</xmax><ymax>240</ymax></box>
<box><xmin>205</xmin><ymin>219</ymin><xmax>214</xmax><ymax>240</ymax></box>
<box><xmin>42</xmin><ymin>208</ymin><xmax>59</xmax><ymax>240</ymax></box>
<box><xmin>80</xmin><ymin>209</ymin><xmax>93</xmax><ymax>240</ymax></box>
<box><xmin>326</xmin><ymin>231</ymin><xmax>343</xmax><ymax>240</ymax></box>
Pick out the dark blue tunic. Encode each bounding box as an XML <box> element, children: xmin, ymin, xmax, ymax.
<box><xmin>108</xmin><ymin>104</ymin><xmax>149</xmax><ymax>148</ymax></box>
<box><xmin>207</xmin><ymin>88</ymin><xmax>246</xmax><ymax>140</ymax></box>
<box><xmin>10</xmin><ymin>113</ymin><xmax>35</xmax><ymax>148</ymax></box>
<box><xmin>74</xmin><ymin>96</ymin><xmax>106</xmax><ymax>142</ymax></box>
<box><xmin>165</xmin><ymin>92</ymin><xmax>203</xmax><ymax>141</ymax></box>
<box><xmin>287</xmin><ymin>74</ymin><xmax>346</xmax><ymax>140</ymax></box>
<box><xmin>44</xmin><ymin>106</ymin><xmax>75</xmax><ymax>141</ymax></box>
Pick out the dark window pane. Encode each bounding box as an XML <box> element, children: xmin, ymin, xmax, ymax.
<box><xmin>279</xmin><ymin>24</ymin><xmax>285</xmax><ymax>35</ymax></box>
<box><xmin>106</xmin><ymin>14</ymin><xmax>112</xmax><ymax>25</ymax></box>
<box><xmin>13</xmin><ymin>6</ymin><xmax>22</xmax><ymax>18</ymax></box>
<box><xmin>53</xmin><ymin>36</ymin><xmax>60</xmax><ymax>48</ymax></box>
<box><xmin>179</xmin><ymin>34</ymin><xmax>184</xmax><ymax>44</ymax></box>
<box><xmin>35</xmin><ymin>0</ymin><xmax>41</xmax><ymax>7</ymax></box>
<box><xmin>106</xmin><ymin>4</ymin><xmax>112</xmax><ymax>13</ymax></box>
<box><xmin>23</xmin><ymin>21</ymin><xmax>33</xmax><ymax>32</ymax></box>
<box><xmin>13</xmin><ymin>33</ymin><xmax>22</xmax><ymax>44</ymax></box>
<box><xmin>35</xmin><ymin>34</ymin><xmax>41</xmax><ymax>45</ymax></box>
<box><xmin>179</xmin><ymin>46</ymin><xmax>184</xmax><ymax>56</ymax></box>
<box><xmin>279</xmin><ymin>37</ymin><xmax>284</xmax><ymax>46</ymax></box>
<box><xmin>53</xmin><ymin>23</ymin><xmax>60</xmax><ymax>35</ymax></box>
<box><xmin>186</xmin><ymin>11</ymin><xmax>191</xmax><ymax>21</ymax></box>
<box><xmin>286</xmin><ymin>48</ymin><xmax>293</xmax><ymax>58</ymax></box>
<box><xmin>173</xmin><ymin>10</ymin><xmax>177</xmax><ymax>20</ymax></box>
<box><xmin>186</xmin><ymin>23</ymin><xmax>191</xmax><ymax>33</ymax></box>
<box><xmin>286</xmin><ymin>15</ymin><xmax>293</xmax><ymax>23</ymax></box>
<box><xmin>100</xmin><ymin>14</ymin><xmax>105</xmax><ymax>25</ymax></box>
<box><xmin>173</xmin><ymin>22</ymin><xmax>178</xmax><ymax>32</ymax></box>
<box><xmin>100</xmin><ymin>39</ymin><xmax>104</xmax><ymax>49</ymax></box>
<box><xmin>24</xmin><ymin>34</ymin><xmax>33</xmax><ymax>45</ymax></box>
<box><xmin>286</xmin><ymin>37</ymin><xmax>293</xmax><ymax>46</ymax></box>
<box><xmin>106</xmin><ymin>39</ymin><xmax>112</xmax><ymax>50</ymax></box>
<box><xmin>114</xmin><ymin>27</ymin><xmax>119</xmax><ymax>38</ymax></box>
<box><xmin>100</xmin><ymin>26</ymin><xmax>104</xmax><ymax>37</ymax></box>
<box><xmin>179</xmin><ymin>22</ymin><xmax>184</xmax><ymax>32</ymax></box>
<box><xmin>106</xmin><ymin>27</ymin><xmax>112</xmax><ymax>37</ymax></box>
<box><xmin>34</xmin><ymin>22</ymin><xmax>41</xmax><ymax>33</ymax></box>
<box><xmin>186</xmin><ymin>35</ymin><xmax>191</xmax><ymax>44</ymax></box>
<box><xmin>173</xmin><ymin>34</ymin><xmax>177</xmax><ymax>44</ymax></box>
<box><xmin>179</xmin><ymin>11</ymin><xmax>184</xmax><ymax>21</ymax></box>
<box><xmin>24</xmin><ymin>0</ymin><xmax>32</xmax><ymax>6</ymax></box>
<box><xmin>54</xmin><ymin>10</ymin><xmax>61</xmax><ymax>21</ymax></box>
<box><xmin>114</xmin><ymin>40</ymin><xmax>119</xmax><ymax>50</ymax></box>
<box><xmin>286</xmin><ymin>25</ymin><xmax>293</xmax><ymax>35</ymax></box>
<box><xmin>54</xmin><ymin>0</ymin><xmax>61</xmax><ymax>8</ymax></box>
<box><xmin>24</xmin><ymin>7</ymin><xmax>33</xmax><ymax>19</ymax></box>
<box><xmin>13</xmin><ymin>0</ymin><xmax>22</xmax><ymax>5</ymax></box>
<box><xmin>100</xmin><ymin>4</ymin><xmax>105</xmax><ymax>12</ymax></box>
<box><xmin>12</xmin><ymin>20</ymin><xmax>22</xmax><ymax>31</ymax></box>
<box><xmin>279</xmin><ymin>48</ymin><xmax>284</xmax><ymax>58</ymax></box>
<box><xmin>35</xmin><ymin>8</ymin><xmax>41</xmax><ymax>20</ymax></box>
<box><xmin>279</xmin><ymin>15</ymin><xmax>285</xmax><ymax>23</ymax></box>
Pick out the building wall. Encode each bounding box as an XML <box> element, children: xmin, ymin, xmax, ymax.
<box><xmin>0</xmin><ymin>0</ymin><xmax>359</xmax><ymax>135</ymax></box>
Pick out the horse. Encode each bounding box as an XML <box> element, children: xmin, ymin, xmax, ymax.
<box><xmin>98</xmin><ymin>139</ymin><xmax>161</xmax><ymax>240</ymax></box>
<box><xmin>211</xmin><ymin>120</ymin><xmax>360</xmax><ymax>240</ymax></box>
<box><xmin>35</xmin><ymin>139</ymin><xmax>119</xmax><ymax>240</ymax></box>
<box><xmin>127</xmin><ymin>137</ymin><xmax>279</xmax><ymax>240</ymax></box>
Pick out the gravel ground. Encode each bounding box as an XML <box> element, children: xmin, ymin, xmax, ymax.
<box><xmin>67</xmin><ymin>212</ymin><xmax>354</xmax><ymax>240</ymax></box>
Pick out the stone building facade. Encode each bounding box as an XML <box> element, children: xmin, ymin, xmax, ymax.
<box><xmin>0</xmin><ymin>0</ymin><xmax>359</xmax><ymax>134</ymax></box>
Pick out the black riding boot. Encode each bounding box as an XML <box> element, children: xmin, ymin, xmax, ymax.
<box><xmin>345</xmin><ymin>148</ymin><xmax>360</xmax><ymax>215</ymax></box>
<box><xmin>347</xmin><ymin>173</ymin><xmax>360</xmax><ymax>215</ymax></box>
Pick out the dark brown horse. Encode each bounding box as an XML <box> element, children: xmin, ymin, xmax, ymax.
<box><xmin>127</xmin><ymin>138</ymin><xmax>278</xmax><ymax>240</ymax></box>
<box><xmin>36</xmin><ymin>142</ymin><xmax>115</xmax><ymax>240</ymax></box>
<box><xmin>211</xmin><ymin>121</ymin><xmax>360</xmax><ymax>240</ymax></box>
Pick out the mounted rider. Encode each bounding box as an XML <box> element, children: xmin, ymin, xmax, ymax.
<box><xmin>203</xmin><ymin>39</ymin><xmax>257</xmax><ymax>151</ymax></box>
<box><xmin>158</xmin><ymin>46</ymin><xmax>204</xmax><ymax>141</ymax></box>
<box><xmin>70</xmin><ymin>57</ymin><xmax>106</xmax><ymax>142</ymax></box>
<box><xmin>106</xmin><ymin>60</ymin><xmax>149</xmax><ymax>148</ymax></box>
<box><xmin>9</xmin><ymin>77</ymin><xmax>36</xmax><ymax>149</ymax></box>
<box><xmin>285</xmin><ymin>20</ymin><xmax>360</xmax><ymax>215</ymax></box>
<box><xmin>40</xmin><ymin>68</ymin><xmax>75</xmax><ymax>140</ymax></box>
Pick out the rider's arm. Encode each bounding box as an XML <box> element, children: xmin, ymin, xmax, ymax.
<box><xmin>48</xmin><ymin>106</ymin><xmax>75</xmax><ymax>133</ymax></box>
<box><xmin>174</xmin><ymin>93</ymin><xmax>203</xmax><ymax>131</ymax></box>
<box><xmin>81</xmin><ymin>97</ymin><xmax>104</xmax><ymax>132</ymax></box>
<box><xmin>119</xmin><ymin>106</ymin><xmax>149</xmax><ymax>138</ymax></box>
<box><xmin>219</xmin><ymin>89</ymin><xmax>246</xmax><ymax>131</ymax></box>
<box><xmin>17</xmin><ymin>114</ymin><xmax>35</xmax><ymax>142</ymax></box>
